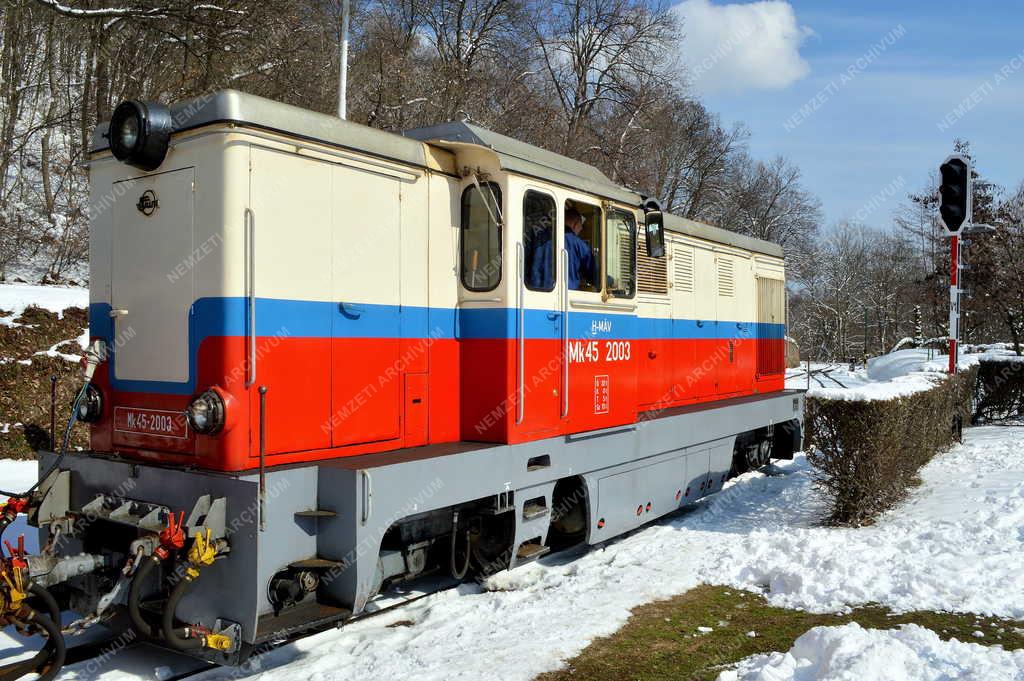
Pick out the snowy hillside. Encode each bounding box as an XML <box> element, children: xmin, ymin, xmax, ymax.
<box><xmin>0</xmin><ymin>283</ymin><xmax>87</xmax><ymax>328</ymax></box>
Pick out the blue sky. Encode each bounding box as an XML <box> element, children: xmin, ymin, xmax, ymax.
<box><xmin>673</xmin><ymin>0</ymin><xmax>1024</xmax><ymax>227</ymax></box>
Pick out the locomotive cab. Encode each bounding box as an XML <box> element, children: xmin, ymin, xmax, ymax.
<box><xmin>406</xmin><ymin>122</ymin><xmax>655</xmax><ymax>444</ymax></box>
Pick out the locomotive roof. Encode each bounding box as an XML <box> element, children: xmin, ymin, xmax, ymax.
<box><xmin>664</xmin><ymin>214</ymin><xmax>784</xmax><ymax>258</ymax></box>
<box><xmin>90</xmin><ymin>89</ymin><xmax>783</xmax><ymax>259</ymax></box>
<box><xmin>402</xmin><ymin>121</ymin><xmax>641</xmax><ymax>206</ymax></box>
<box><xmin>90</xmin><ymin>89</ymin><xmax>431</xmax><ymax>169</ymax></box>
<box><xmin>403</xmin><ymin>122</ymin><xmax>782</xmax><ymax>258</ymax></box>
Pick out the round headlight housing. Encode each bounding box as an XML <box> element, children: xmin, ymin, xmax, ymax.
<box><xmin>76</xmin><ymin>384</ymin><xmax>103</xmax><ymax>424</ymax></box>
<box><xmin>187</xmin><ymin>390</ymin><xmax>226</xmax><ymax>435</ymax></box>
<box><xmin>108</xmin><ymin>100</ymin><xmax>173</xmax><ymax>171</ymax></box>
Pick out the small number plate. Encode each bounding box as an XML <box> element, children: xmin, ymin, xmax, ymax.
<box><xmin>114</xmin><ymin>407</ymin><xmax>189</xmax><ymax>439</ymax></box>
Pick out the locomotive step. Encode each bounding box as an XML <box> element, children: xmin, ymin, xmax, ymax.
<box><xmin>255</xmin><ymin>601</ymin><xmax>352</xmax><ymax>645</ymax></box>
<box><xmin>522</xmin><ymin>501</ymin><xmax>549</xmax><ymax>521</ymax></box>
<box><xmin>515</xmin><ymin>542</ymin><xmax>551</xmax><ymax>561</ymax></box>
<box><xmin>289</xmin><ymin>558</ymin><xmax>345</xmax><ymax>570</ymax></box>
<box><xmin>294</xmin><ymin>510</ymin><xmax>337</xmax><ymax>518</ymax></box>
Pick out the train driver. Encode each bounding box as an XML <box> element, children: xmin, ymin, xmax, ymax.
<box><xmin>564</xmin><ymin>207</ymin><xmax>596</xmax><ymax>290</ymax></box>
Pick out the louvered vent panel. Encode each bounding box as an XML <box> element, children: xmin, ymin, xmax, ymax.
<box><xmin>717</xmin><ymin>257</ymin><xmax>735</xmax><ymax>297</ymax></box>
<box><xmin>673</xmin><ymin>246</ymin><xmax>694</xmax><ymax>293</ymax></box>
<box><xmin>637</xmin><ymin>236</ymin><xmax>667</xmax><ymax>294</ymax></box>
<box><xmin>756</xmin><ymin>276</ymin><xmax>786</xmax><ymax>376</ymax></box>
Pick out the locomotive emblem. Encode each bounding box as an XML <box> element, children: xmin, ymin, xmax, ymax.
<box><xmin>136</xmin><ymin>189</ymin><xmax>159</xmax><ymax>216</ymax></box>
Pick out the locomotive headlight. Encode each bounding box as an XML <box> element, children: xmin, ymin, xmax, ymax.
<box><xmin>186</xmin><ymin>390</ymin><xmax>226</xmax><ymax>435</ymax></box>
<box><xmin>108</xmin><ymin>100</ymin><xmax>173</xmax><ymax>171</ymax></box>
<box><xmin>76</xmin><ymin>384</ymin><xmax>103</xmax><ymax>424</ymax></box>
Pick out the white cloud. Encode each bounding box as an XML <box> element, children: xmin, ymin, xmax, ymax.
<box><xmin>673</xmin><ymin>0</ymin><xmax>814</xmax><ymax>95</ymax></box>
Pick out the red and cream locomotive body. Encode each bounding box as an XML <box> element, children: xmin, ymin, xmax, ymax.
<box><xmin>1</xmin><ymin>91</ymin><xmax>802</xmax><ymax>667</ymax></box>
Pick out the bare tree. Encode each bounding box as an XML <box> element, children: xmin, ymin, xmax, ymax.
<box><xmin>9</xmin><ymin>0</ymin><xmax>832</xmax><ymax>291</ymax></box>
<box><xmin>712</xmin><ymin>154</ymin><xmax>821</xmax><ymax>271</ymax></box>
<box><xmin>531</xmin><ymin>0</ymin><xmax>678</xmax><ymax>157</ymax></box>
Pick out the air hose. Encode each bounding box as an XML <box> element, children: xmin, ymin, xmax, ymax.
<box><xmin>0</xmin><ymin>608</ymin><xmax>65</xmax><ymax>681</ymax></box>
<box><xmin>448</xmin><ymin>512</ymin><xmax>471</xmax><ymax>581</ymax></box>
<box><xmin>131</xmin><ymin>552</ymin><xmax>212</xmax><ymax>650</ymax></box>
<box><xmin>161</xmin><ymin>530</ymin><xmax>231</xmax><ymax>652</ymax></box>
<box><xmin>160</xmin><ymin>574</ymin><xmax>206</xmax><ymax>651</ymax></box>
<box><xmin>127</xmin><ymin>553</ymin><xmax>162</xmax><ymax>639</ymax></box>
<box><xmin>27</xmin><ymin>584</ymin><xmax>60</xmax><ymax>631</ymax></box>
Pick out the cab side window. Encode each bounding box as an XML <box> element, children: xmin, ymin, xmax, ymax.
<box><xmin>565</xmin><ymin>200</ymin><xmax>601</xmax><ymax>292</ymax></box>
<box><xmin>524</xmin><ymin>191</ymin><xmax>556</xmax><ymax>291</ymax></box>
<box><xmin>460</xmin><ymin>183</ymin><xmax>502</xmax><ymax>291</ymax></box>
<box><xmin>606</xmin><ymin>209</ymin><xmax>636</xmax><ymax>298</ymax></box>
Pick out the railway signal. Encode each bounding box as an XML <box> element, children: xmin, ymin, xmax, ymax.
<box><xmin>938</xmin><ymin>154</ymin><xmax>971</xmax><ymax>374</ymax></box>
<box><xmin>939</xmin><ymin>155</ymin><xmax>971</xmax><ymax>234</ymax></box>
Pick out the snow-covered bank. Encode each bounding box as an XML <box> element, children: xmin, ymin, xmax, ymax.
<box><xmin>0</xmin><ymin>460</ymin><xmax>40</xmax><ymax>502</ymax></box>
<box><xmin>709</xmin><ymin>425</ymin><xmax>1024</xmax><ymax>616</ymax></box>
<box><xmin>0</xmin><ymin>283</ymin><xmax>87</xmax><ymax>327</ymax></box>
<box><xmin>786</xmin><ymin>349</ymin><xmax>978</xmax><ymax>401</ymax></box>
<box><xmin>1</xmin><ymin>426</ymin><xmax>1020</xmax><ymax>681</ymax></box>
<box><xmin>718</xmin><ymin>622</ymin><xmax>1024</xmax><ymax>681</ymax></box>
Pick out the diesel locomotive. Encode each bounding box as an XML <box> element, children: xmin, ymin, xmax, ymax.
<box><xmin>0</xmin><ymin>90</ymin><xmax>802</xmax><ymax>672</ymax></box>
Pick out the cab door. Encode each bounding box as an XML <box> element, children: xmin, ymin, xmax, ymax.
<box><xmin>563</xmin><ymin>202</ymin><xmax>638</xmax><ymax>433</ymax></box>
<box><xmin>514</xmin><ymin>188</ymin><xmax>562</xmax><ymax>439</ymax></box>
<box><xmin>110</xmin><ymin>167</ymin><xmax>195</xmax><ymax>385</ymax></box>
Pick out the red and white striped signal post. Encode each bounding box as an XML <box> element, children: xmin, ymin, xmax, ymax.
<box><xmin>938</xmin><ymin>154</ymin><xmax>971</xmax><ymax>374</ymax></box>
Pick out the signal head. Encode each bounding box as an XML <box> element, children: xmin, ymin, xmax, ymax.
<box><xmin>938</xmin><ymin>155</ymin><xmax>970</xmax><ymax>233</ymax></box>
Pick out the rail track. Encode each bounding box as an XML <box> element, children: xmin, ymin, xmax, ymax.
<box><xmin>4</xmin><ymin>578</ymin><xmax>461</xmax><ymax>681</ymax></box>
<box><xmin>787</xmin><ymin>364</ymin><xmax>851</xmax><ymax>389</ymax></box>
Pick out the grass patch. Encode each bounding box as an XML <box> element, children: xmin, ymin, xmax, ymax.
<box><xmin>0</xmin><ymin>305</ymin><xmax>89</xmax><ymax>460</ymax></box>
<box><xmin>536</xmin><ymin>585</ymin><xmax>1024</xmax><ymax>681</ymax></box>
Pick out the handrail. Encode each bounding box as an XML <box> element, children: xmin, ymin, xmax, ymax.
<box><xmin>569</xmin><ymin>299</ymin><xmax>638</xmax><ymax>312</ymax></box>
<box><xmin>361</xmin><ymin>471</ymin><xmax>372</xmax><ymax>525</ymax></box>
<box><xmin>516</xmin><ymin>242</ymin><xmax>525</xmax><ymax>425</ymax></box>
<box><xmin>258</xmin><ymin>385</ymin><xmax>267</xmax><ymax>531</ymax></box>
<box><xmin>561</xmin><ymin>248</ymin><xmax>570</xmax><ymax>418</ymax></box>
<box><xmin>245</xmin><ymin>207</ymin><xmax>256</xmax><ymax>387</ymax></box>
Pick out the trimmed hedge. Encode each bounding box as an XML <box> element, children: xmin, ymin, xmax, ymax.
<box><xmin>805</xmin><ymin>366</ymin><xmax>977</xmax><ymax>526</ymax></box>
<box><xmin>974</xmin><ymin>358</ymin><xmax>1024</xmax><ymax>423</ymax></box>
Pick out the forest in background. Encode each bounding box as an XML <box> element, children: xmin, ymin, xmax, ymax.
<box><xmin>0</xmin><ymin>0</ymin><xmax>1021</xmax><ymax>357</ymax></box>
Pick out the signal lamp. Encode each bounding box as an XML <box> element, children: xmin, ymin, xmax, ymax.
<box><xmin>76</xmin><ymin>384</ymin><xmax>103</xmax><ymax>424</ymax></box>
<box><xmin>108</xmin><ymin>100</ymin><xmax>173</xmax><ymax>171</ymax></box>
<box><xmin>187</xmin><ymin>390</ymin><xmax>226</xmax><ymax>435</ymax></box>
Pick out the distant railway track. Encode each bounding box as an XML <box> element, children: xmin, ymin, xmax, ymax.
<box><xmin>788</xmin><ymin>364</ymin><xmax>850</xmax><ymax>389</ymax></box>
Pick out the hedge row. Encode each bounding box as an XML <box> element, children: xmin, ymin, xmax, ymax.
<box><xmin>974</xmin><ymin>358</ymin><xmax>1024</xmax><ymax>423</ymax></box>
<box><xmin>804</xmin><ymin>366</ymin><xmax>978</xmax><ymax>526</ymax></box>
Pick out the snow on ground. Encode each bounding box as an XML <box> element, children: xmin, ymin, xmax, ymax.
<box><xmin>786</xmin><ymin>349</ymin><xmax>979</xmax><ymax>401</ymax></box>
<box><xmin>0</xmin><ymin>426</ymin><xmax>1020</xmax><ymax>680</ymax></box>
<box><xmin>717</xmin><ymin>622</ymin><xmax>1024</xmax><ymax>681</ymax></box>
<box><xmin>35</xmin><ymin>327</ymin><xmax>91</xmax><ymax>362</ymax></box>
<box><xmin>0</xmin><ymin>283</ymin><xmax>87</xmax><ymax>327</ymax></box>
<box><xmin>709</xmin><ymin>425</ymin><xmax>1024</xmax><ymax>616</ymax></box>
<box><xmin>2</xmin><ymin>425</ymin><xmax>1012</xmax><ymax>681</ymax></box>
<box><xmin>0</xmin><ymin>459</ymin><xmax>41</xmax><ymax>503</ymax></box>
